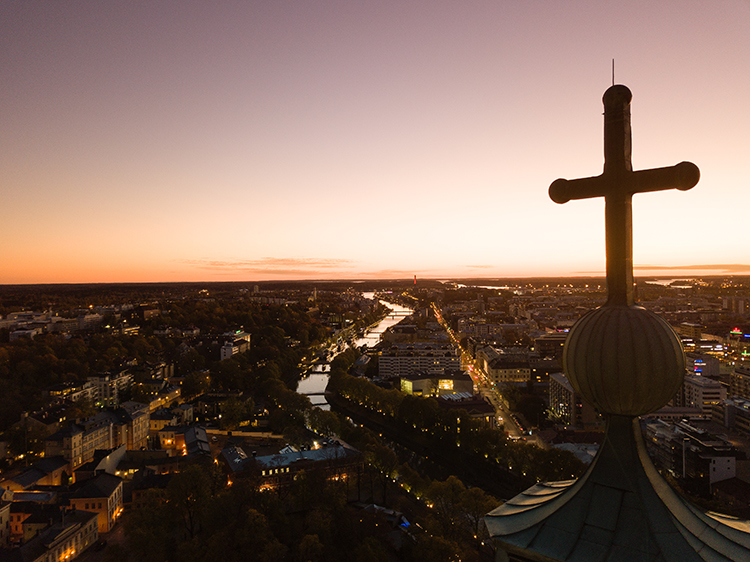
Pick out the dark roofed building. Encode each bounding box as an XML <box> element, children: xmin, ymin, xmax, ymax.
<box><xmin>435</xmin><ymin>393</ymin><xmax>496</xmax><ymax>427</ymax></box>
<box><xmin>713</xmin><ymin>477</ymin><xmax>750</xmax><ymax>520</ymax></box>
<box><xmin>1</xmin><ymin>458</ymin><xmax>70</xmax><ymax>492</ymax></box>
<box><xmin>44</xmin><ymin>425</ymin><xmax>84</xmax><ymax>468</ymax></box>
<box><xmin>2</xmin><ymin>509</ymin><xmax>98</xmax><ymax>562</ymax></box>
<box><xmin>73</xmin><ymin>446</ymin><xmax>126</xmax><ymax>482</ymax></box>
<box><xmin>68</xmin><ymin>473</ymin><xmax>123</xmax><ymax>533</ymax></box>
<box><xmin>149</xmin><ymin>408</ymin><xmax>177</xmax><ymax>436</ymax></box>
<box><xmin>221</xmin><ymin>441</ymin><xmax>363</xmax><ymax>491</ymax></box>
<box><xmin>157</xmin><ymin>425</ymin><xmax>211</xmax><ymax>460</ymax></box>
<box><xmin>221</xmin><ymin>446</ymin><xmax>251</xmax><ymax>475</ymax></box>
<box><xmin>115</xmin><ymin>401</ymin><xmax>150</xmax><ymax>450</ymax></box>
<box><xmin>533</xmin><ymin>332</ymin><xmax>568</xmax><ymax>361</ymax></box>
<box><xmin>486</xmin><ymin>358</ymin><xmax>531</xmax><ymax>385</ymax></box>
<box><xmin>0</xmin><ymin>501</ymin><xmax>9</xmax><ymax>548</ymax></box>
<box><xmin>379</xmin><ymin>342</ymin><xmax>461</xmax><ymax>378</ymax></box>
<box><xmin>9</xmin><ymin>503</ymin><xmax>59</xmax><ymax>545</ymax></box>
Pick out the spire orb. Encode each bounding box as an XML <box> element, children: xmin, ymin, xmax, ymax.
<box><xmin>563</xmin><ymin>305</ymin><xmax>685</xmax><ymax>416</ymax></box>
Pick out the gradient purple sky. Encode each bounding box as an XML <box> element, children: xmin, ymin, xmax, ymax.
<box><xmin>2</xmin><ymin>1</ymin><xmax>749</xmax><ymax>284</ymax></box>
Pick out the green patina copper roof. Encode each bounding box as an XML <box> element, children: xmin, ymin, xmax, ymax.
<box><xmin>485</xmin><ymin>417</ymin><xmax>750</xmax><ymax>562</ymax></box>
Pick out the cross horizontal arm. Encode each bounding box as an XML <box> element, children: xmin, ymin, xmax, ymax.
<box><xmin>549</xmin><ymin>176</ymin><xmax>606</xmax><ymax>204</ymax></box>
<box><xmin>631</xmin><ymin>161</ymin><xmax>699</xmax><ymax>195</ymax></box>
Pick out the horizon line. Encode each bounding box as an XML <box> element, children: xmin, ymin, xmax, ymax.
<box><xmin>2</xmin><ymin>271</ymin><xmax>749</xmax><ymax>288</ymax></box>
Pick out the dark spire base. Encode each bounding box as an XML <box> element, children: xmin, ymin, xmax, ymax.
<box><xmin>485</xmin><ymin>415</ymin><xmax>750</xmax><ymax>562</ymax></box>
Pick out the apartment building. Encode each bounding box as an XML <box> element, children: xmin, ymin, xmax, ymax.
<box><xmin>378</xmin><ymin>343</ymin><xmax>460</xmax><ymax>378</ymax></box>
<box><xmin>683</xmin><ymin>374</ymin><xmax>727</xmax><ymax>416</ymax></box>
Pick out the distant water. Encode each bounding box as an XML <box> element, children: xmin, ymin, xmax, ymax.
<box><xmin>452</xmin><ymin>283</ymin><xmax>513</xmax><ymax>290</ymax></box>
<box><xmin>644</xmin><ymin>278</ymin><xmax>696</xmax><ymax>288</ymax></box>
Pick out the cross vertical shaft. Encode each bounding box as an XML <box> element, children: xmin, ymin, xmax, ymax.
<box><xmin>603</xmin><ymin>86</ymin><xmax>634</xmax><ymax>306</ymax></box>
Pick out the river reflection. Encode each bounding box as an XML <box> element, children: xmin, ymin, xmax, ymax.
<box><xmin>297</xmin><ymin>372</ymin><xmax>331</xmax><ymax>409</ymax></box>
<box><xmin>297</xmin><ymin>364</ymin><xmax>331</xmax><ymax>409</ymax></box>
<box><xmin>296</xmin><ymin>292</ymin><xmax>413</xmax><ymax>409</ymax></box>
<box><xmin>352</xmin><ymin>292</ymin><xmax>413</xmax><ymax>348</ymax></box>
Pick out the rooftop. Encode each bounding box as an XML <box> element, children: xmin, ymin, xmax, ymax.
<box><xmin>70</xmin><ymin>472</ymin><xmax>122</xmax><ymax>499</ymax></box>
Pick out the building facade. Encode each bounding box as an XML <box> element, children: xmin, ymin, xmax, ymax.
<box><xmin>644</xmin><ymin>420</ymin><xmax>738</xmax><ymax>497</ymax></box>
<box><xmin>378</xmin><ymin>343</ymin><xmax>461</xmax><ymax>378</ymax></box>
<box><xmin>87</xmin><ymin>370</ymin><xmax>133</xmax><ymax>408</ymax></box>
<box><xmin>549</xmin><ymin>373</ymin><xmax>600</xmax><ymax>429</ymax></box>
<box><xmin>399</xmin><ymin>370</ymin><xmax>473</xmax><ymax>397</ymax></box>
<box><xmin>219</xmin><ymin>331</ymin><xmax>251</xmax><ymax>361</ymax></box>
<box><xmin>68</xmin><ymin>473</ymin><xmax>123</xmax><ymax>534</ymax></box>
<box><xmin>730</xmin><ymin>365</ymin><xmax>750</xmax><ymax>401</ymax></box>
<box><xmin>682</xmin><ymin>374</ymin><xmax>727</xmax><ymax>416</ymax></box>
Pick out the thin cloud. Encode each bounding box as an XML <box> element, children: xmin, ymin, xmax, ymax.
<box><xmin>179</xmin><ymin>257</ymin><xmax>354</xmax><ymax>275</ymax></box>
<box><xmin>574</xmin><ymin>264</ymin><xmax>750</xmax><ymax>275</ymax></box>
<box><xmin>367</xmin><ymin>269</ymin><xmax>426</xmax><ymax>278</ymax></box>
<box><xmin>635</xmin><ymin>264</ymin><xmax>750</xmax><ymax>273</ymax></box>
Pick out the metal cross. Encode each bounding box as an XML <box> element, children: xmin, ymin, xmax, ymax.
<box><xmin>549</xmin><ymin>85</ymin><xmax>700</xmax><ymax>307</ymax></box>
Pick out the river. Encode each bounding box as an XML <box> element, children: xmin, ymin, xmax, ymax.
<box><xmin>296</xmin><ymin>292</ymin><xmax>413</xmax><ymax>409</ymax></box>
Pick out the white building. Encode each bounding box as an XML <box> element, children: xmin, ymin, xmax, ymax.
<box><xmin>88</xmin><ymin>371</ymin><xmax>133</xmax><ymax>408</ymax></box>
<box><xmin>378</xmin><ymin>343</ymin><xmax>460</xmax><ymax>378</ymax></box>
<box><xmin>220</xmin><ymin>331</ymin><xmax>251</xmax><ymax>361</ymax></box>
<box><xmin>683</xmin><ymin>374</ymin><xmax>726</xmax><ymax>416</ymax></box>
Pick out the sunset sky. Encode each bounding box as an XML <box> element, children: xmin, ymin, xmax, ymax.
<box><xmin>2</xmin><ymin>1</ymin><xmax>749</xmax><ymax>284</ymax></box>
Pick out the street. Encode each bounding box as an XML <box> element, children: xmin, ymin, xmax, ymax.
<box><xmin>432</xmin><ymin>303</ymin><xmax>542</xmax><ymax>446</ymax></box>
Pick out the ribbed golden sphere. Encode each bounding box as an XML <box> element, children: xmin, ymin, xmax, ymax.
<box><xmin>563</xmin><ymin>305</ymin><xmax>685</xmax><ymax>416</ymax></box>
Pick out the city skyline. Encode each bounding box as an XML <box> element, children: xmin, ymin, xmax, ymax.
<box><xmin>2</xmin><ymin>1</ymin><xmax>750</xmax><ymax>284</ymax></box>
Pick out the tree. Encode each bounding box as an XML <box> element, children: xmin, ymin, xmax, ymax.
<box><xmin>62</xmin><ymin>396</ymin><xmax>95</xmax><ymax>421</ymax></box>
<box><xmin>352</xmin><ymin>536</ymin><xmax>390</xmax><ymax>562</ymax></box>
<box><xmin>182</xmin><ymin>370</ymin><xmax>211</xmax><ymax>397</ymax></box>
<box><xmin>308</xmin><ymin>408</ymin><xmax>341</xmax><ymax>438</ymax></box>
<box><xmin>167</xmin><ymin>464</ymin><xmax>213</xmax><ymax>539</ymax></box>
<box><xmin>191</xmin><ymin>507</ymin><xmax>288</xmax><ymax>562</ymax></box>
<box><xmin>124</xmin><ymin>488</ymin><xmax>173</xmax><ymax>562</ymax></box>
<box><xmin>283</xmin><ymin>425</ymin><xmax>309</xmax><ymax>451</ymax></box>
<box><xmin>459</xmin><ymin>486</ymin><xmax>498</xmax><ymax>543</ymax></box>
<box><xmin>220</xmin><ymin>397</ymin><xmax>253</xmax><ymax>430</ymax></box>
<box><xmin>397</xmin><ymin>394</ymin><xmax>440</xmax><ymax>429</ymax></box>
<box><xmin>296</xmin><ymin>534</ymin><xmax>325</xmax><ymax>562</ymax></box>
<box><xmin>4</xmin><ymin>422</ymin><xmax>47</xmax><ymax>460</ymax></box>
<box><xmin>397</xmin><ymin>462</ymin><xmax>429</xmax><ymax>498</ymax></box>
<box><xmin>428</xmin><ymin>376</ymin><xmax>440</xmax><ymax>397</ymax></box>
<box><xmin>426</xmin><ymin>476</ymin><xmax>466</xmax><ymax>540</ymax></box>
<box><xmin>406</xmin><ymin>534</ymin><xmax>462</xmax><ymax>562</ymax></box>
<box><xmin>516</xmin><ymin>393</ymin><xmax>547</xmax><ymax>429</ymax></box>
<box><xmin>366</xmin><ymin>443</ymin><xmax>398</xmax><ymax>506</ymax></box>
<box><xmin>303</xmin><ymin>508</ymin><xmax>335</xmax><ymax>548</ymax></box>
<box><xmin>211</xmin><ymin>360</ymin><xmax>243</xmax><ymax>391</ymax></box>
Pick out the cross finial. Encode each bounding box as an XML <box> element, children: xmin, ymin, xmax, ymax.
<box><xmin>549</xmin><ymin>85</ymin><xmax>700</xmax><ymax>307</ymax></box>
